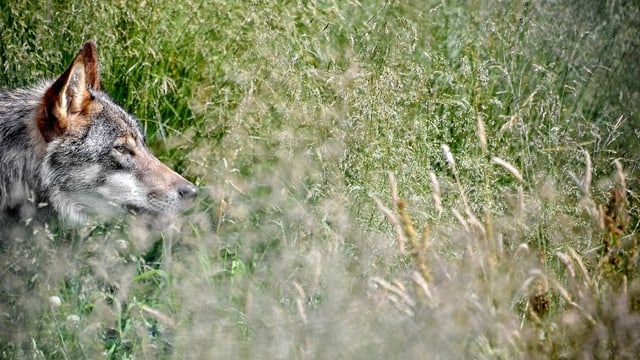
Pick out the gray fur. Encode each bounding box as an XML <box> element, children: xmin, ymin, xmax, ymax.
<box><xmin>0</xmin><ymin>82</ymin><xmax>50</xmax><ymax>222</ymax></box>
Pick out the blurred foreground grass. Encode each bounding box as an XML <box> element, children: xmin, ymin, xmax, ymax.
<box><xmin>1</xmin><ymin>0</ymin><xmax>640</xmax><ymax>358</ymax></box>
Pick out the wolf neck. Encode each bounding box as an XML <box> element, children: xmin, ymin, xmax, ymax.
<box><xmin>0</xmin><ymin>82</ymin><xmax>53</xmax><ymax>221</ymax></box>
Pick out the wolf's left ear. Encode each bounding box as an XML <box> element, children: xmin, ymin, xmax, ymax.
<box><xmin>39</xmin><ymin>41</ymin><xmax>101</xmax><ymax>142</ymax></box>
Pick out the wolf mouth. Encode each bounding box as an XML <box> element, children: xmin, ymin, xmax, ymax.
<box><xmin>123</xmin><ymin>203</ymin><xmax>163</xmax><ymax>217</ymax></box>
<box><xmin>124</xmin><ymin>203</ymin><xmax>145</xmax><ymax>213</ymax></box>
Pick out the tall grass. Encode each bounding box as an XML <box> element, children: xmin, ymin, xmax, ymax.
<box><xmin>1</xmin><ymin>0</ymin><xmax>639</xmax><ymax>358</ymax></box>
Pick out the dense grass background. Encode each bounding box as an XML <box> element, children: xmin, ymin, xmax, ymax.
<box><xmin>1</xmin><ymin>0</ymin><xmax>639</xmax><ymax>358</ymax></box>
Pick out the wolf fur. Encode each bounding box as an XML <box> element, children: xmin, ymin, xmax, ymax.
<box><xmin>0</xmin><ymin>41</ymin><xmax>197</xmax><ymax>229</ymax></box>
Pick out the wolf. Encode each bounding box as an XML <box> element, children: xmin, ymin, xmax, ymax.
<box><xmin>0</xmin><ymin>41</ymin><xmax>198</xmax><ymax>231</ymax></box>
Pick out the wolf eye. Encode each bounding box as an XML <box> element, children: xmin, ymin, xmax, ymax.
<box><xmin>114</xmin><ymin>144</ymin><xmax>134</xmax><ymax>155</ymax></box>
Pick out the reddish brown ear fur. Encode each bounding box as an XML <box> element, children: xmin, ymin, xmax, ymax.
<box><xmin>80</xmin><ymin>41</ymin><xmax>101</xmax><ymax>91</ymax></box>
<box><xmin>38</xmin><ymin>41</ymin><xmax>101</xmax><ymax>142</ymax></box>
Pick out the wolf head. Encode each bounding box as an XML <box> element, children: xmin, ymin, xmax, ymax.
<box><xmin>35</xmin><ymin>41</ymin><xmax>198</xmax><ymax>224</ymax></box>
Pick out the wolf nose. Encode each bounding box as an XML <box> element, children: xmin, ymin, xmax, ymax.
<box><xmin>178</xmin><ymin>182</ymin><xmax>199</xmax><ymax>200</ymax></box>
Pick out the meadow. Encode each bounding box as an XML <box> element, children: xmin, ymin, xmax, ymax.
<box><xmin>1</xmin><ymin>0</ymin><xmax>639</xmax><ymax>358</ymax></box>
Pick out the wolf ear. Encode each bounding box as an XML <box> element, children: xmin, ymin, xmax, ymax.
<box><xmin>39</xmin><ymin>41</ymin><xmax>101</xmax><ymax>142</ymax></box>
